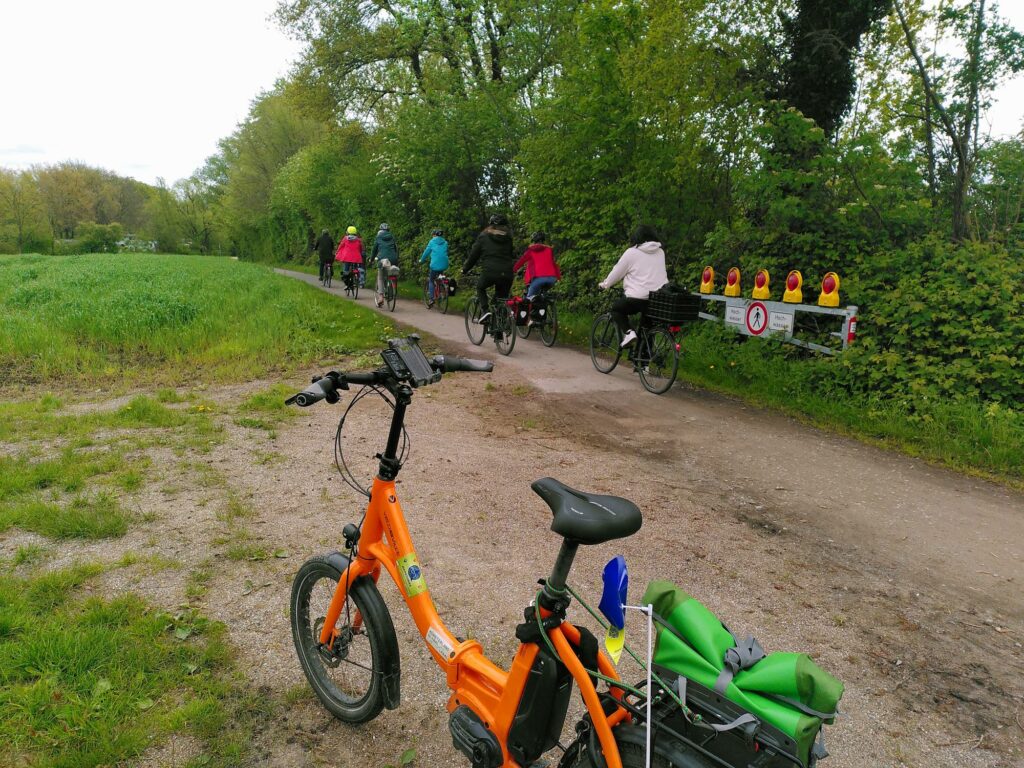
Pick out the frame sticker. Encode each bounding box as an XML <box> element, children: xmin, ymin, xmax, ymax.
<box><xmin>397</xmin><ymin>553</ymin><xmax>427</xmax><ymax>597</ymax></box>
<box><xmin>426</xmin><ymin>625</ymin><xmax>454</xmax><ymax>660</ymax></box>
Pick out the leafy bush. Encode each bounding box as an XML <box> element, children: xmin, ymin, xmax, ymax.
<box><xmin>815</xmin><ymin>236</ymin><xmax>1023</xmax><ymax>405</ymax></box>
<box><xmin>77</xmin><ymin>222</ymin><xmax>125</xmax><ymax>253</ymax></box>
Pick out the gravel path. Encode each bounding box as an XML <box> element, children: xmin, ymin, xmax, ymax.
<box><xmin>269</xmin><ymin>268</ymin><xmax>1024</xmax><ymax>767</ymax></box>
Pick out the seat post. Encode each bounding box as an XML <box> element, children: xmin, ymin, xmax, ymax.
<box><xmin>543</xmin><ymin>539</ymin><xmax>579</xmax><ymax>603</ymax></box>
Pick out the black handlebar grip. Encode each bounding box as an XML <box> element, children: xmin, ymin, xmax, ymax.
<box><xmin>344</xmin><ymin>371</ymin><xmax>382</xmax><ymax>385</ymax></box>
<box><xmin>290</xmin><ymin>376</ymin><xmax>337</xmax><ymax>407</ymax></box>
<box><xmin>432</xmin><ymin>355</ymin><xmax>494</xmax><ymax>373</ymax></box>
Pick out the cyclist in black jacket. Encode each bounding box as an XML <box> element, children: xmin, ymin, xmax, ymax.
<box><xmin>314</xmin><ymin>229</ymin><xmax>335</xmax><ymax>283</ymax></box>
<box><xmin>463</xmin><ymin>213</ymin><xmax>514</xmax><ymax>323</ymax></box>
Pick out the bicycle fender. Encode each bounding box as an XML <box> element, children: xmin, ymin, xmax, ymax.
<box><xmin>322</xmin><ymin>551</ymin><xmax>402</xmax><ymax>710</ymax></box>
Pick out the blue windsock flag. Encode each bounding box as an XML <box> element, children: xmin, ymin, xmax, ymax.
<box><xmin>598</xmin><ymin>555</ymin><xmax>628</xmax><ymax>630</ymax></box>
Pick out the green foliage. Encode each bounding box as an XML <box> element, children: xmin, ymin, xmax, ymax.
<box><xmin>0</xmin><ymin>253</ymin><xmax>394</xmax><ymax>386</ymax></box>
<box><xmin>819</xmin><ymin>236</ymin><xmax>1024</xmax><ymax>404</ymax></box>
<box><xmin>777</xmin><ymin>0</ymin><xmax>893</xmax><ymax>137</ymax></box>
<box><xmin>0</xmin><ymin>567</ymin><xmax>251</xmax><ymax>766</ymax></box>
<box><xmin>676</xmin><ymin>320</ymin><xmax>1024</xmax><ymax>481</ymax></box>
<box><xmin>76</xmin><ymin>222</ymin><xmax>125</xmax><ymax>253</ymax></box>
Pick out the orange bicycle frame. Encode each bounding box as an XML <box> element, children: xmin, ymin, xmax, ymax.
<box><xmin>319</xmin><ymin>475</ymin><xmax>630</xmax><ymax>768</ymax></box>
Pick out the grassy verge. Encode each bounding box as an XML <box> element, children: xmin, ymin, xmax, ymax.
<box><xmin>0</xmin><ymin>562</ymin><xmax>265</xmax><ymax>767</ymax></box>
<box><xmin>0</xmin><ymin>253</ymin><xmax>394</xmax><ymax>387</ymax></box>
<box><xmin>553</xmin><ymin>305</ymin><xmax>1024</xmax><ymax>487</ymax></box>
<box><xmin>675</xmin><ymin>324</ymin><xmax>1024</xmax><ymax>486</ymax></box>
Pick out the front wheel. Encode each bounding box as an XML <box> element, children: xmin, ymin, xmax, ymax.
<box><xmin>540</xmin><ymin>302</ymin><xmax>559</xmax><ymax>347</ymax></box>
<box><xmin>291</xmin><ymin>555</ymin><xmax>400</xmax><ymax>723</ymax></box>
<box><xmin>590</xmin><ymin>313</ymin><xmax>622</xmax><ymax>373</ymax></box>
<box><xmin>385</xmin><ymin>278</ymin><xmax>397</xmax><ymax>311</ymax></box>
<box><xmin>638</xmin><ymin>328</ymin><xmax>679</xmax><ymax>395</ymax></box>
<box><xmin>465</xmin><ymin>297</ymin><xmax>486</xmax><ymax>345</ymax></box>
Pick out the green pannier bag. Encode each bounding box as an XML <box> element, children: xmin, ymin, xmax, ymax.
<box><xmin>642</xmin><ymin>580</ymin><xmax>844</xmax><ymax>766</ymax></box>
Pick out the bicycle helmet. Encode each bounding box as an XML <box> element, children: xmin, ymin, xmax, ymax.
<box><xmin>431</xmin><ymin>228</ymin><xmax>444</xmax><ymax>237</ymax></box>
<box><xmin>379</xmin><ymin>222</ymin><xmax>389</xmax><ymax>231</ymax></box>
<box><xmin>530</xmin><ymin>231</ymin><xmax>546</xmax><ymax>243</ymax></box>
<box><xmin>488</xmin><ymin>213</ymin><xmax>508</xmax><ymax>227</ymax></box>
<box><xmin>347</xmin><ymin>225</ymin><xmax>358</xmax><ymax>235</ymax></box>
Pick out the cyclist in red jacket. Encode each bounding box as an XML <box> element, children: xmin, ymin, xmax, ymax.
<box><xmin>514</xmin><ymin>231</ymin><xmax>561</xmax><ymax>300</ymax></box>
<box><xmin>335</xmin><ymin>226</ymin><xmax>364</xmax><ymax>289</ymax></box>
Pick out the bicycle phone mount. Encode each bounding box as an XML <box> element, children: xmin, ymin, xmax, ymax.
<box><xmin>381</xmin><ymin>334</ymin><xmax>442</xmax><ymax>388</ymax></box>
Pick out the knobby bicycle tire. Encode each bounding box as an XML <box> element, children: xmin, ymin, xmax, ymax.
<box><xmin>465</xmin><ymin>297</ymin><xmax>486</xmax><ymax>345</ymax></box>
<box><xmin>638</xmin><ymin>328</ymin><xmax>679</xmax><ymax>395</ymax></box>
<box><xmin>590</xmin><ymin>313</ymin><xmax>622</xmax><ymax>373</ymax></box>
<box><xmin>291</xmin><ymin>555</ymin><xmax>399</xmax><ymax>724</ymax></box>
<box><xmin>494</xmin><ymin>304</ymin><xmax>516</xmax><ymax>356</ymax></box>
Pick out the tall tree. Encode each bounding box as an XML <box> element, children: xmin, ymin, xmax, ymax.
<box><xmin>0</xmin><ymin>169</ymin><xmax>47</xmax><ymax>253</ymax></box>
<box><xmin>778</xmin><ymin>0</ymin><xmax>893</xmax><ymax>138</ymax></box>
<box><xmin>893</xmin><ymin>0</ymin><xmax>1024</xmax><ymax>240</ymax></box>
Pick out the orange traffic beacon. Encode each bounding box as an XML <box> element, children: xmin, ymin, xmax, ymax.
<box><xmin>286</xmin><ymin>336</ymin><xmax>656</xmax><ymax>768</ymax></box>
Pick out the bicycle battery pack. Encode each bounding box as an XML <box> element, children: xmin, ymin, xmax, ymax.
<box><xmin>507</xmin><ymin>645</ymin><xmax>573</xmax><ymax>766</ymax></box>
<box><xmin>382</xmin><ymin>336</ymin><xmax>441</xmax><ymax>388</ymax></box>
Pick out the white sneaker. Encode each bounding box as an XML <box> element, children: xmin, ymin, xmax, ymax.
<box><xmin>478</xmin><ymin>312</ymin><xmax>492</xmax><ymax>324</ymax></box>
<box><xmin>620</xmin><ymin>329</ymin><xmax>637</xmax><ymax>347</ymax></box>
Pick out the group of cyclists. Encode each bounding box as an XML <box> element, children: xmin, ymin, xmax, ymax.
<box><xmin>314</xmin><ymin>215</ymin><xmax>669</xmax><ymax>349</ymax></box>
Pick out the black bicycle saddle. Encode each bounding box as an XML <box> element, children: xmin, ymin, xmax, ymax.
<box><xmin>531</xmin><ymin>477</ymin><xmax>642</xmax><ymax>545</ymax></box>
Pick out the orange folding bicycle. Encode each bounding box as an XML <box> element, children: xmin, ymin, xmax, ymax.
<box><xmin>285</xmin><ymin>336</ymin><xmax>702</xmax><ymax>768</ymax></box>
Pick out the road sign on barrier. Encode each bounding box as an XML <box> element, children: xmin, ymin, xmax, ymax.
<box><xmin>695</xmin><ymin>294</ymin><xmax>858</xmax><ymax>355</ymax></box>
<box><xmin>745</xmin><ymin>301</ymin><xmax>768</xmax><ymax>335</ymax></box>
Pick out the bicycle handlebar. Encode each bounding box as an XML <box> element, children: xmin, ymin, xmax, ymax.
<box><xmin>286</xmin><ymin>354</ymin><xmax>493</xmax><ymax>407</ymax></box>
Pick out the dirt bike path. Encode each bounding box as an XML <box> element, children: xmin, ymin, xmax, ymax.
<box><xmin>279</xmin><ymin>268</ymin><xmax>1023</xmax><ymax>621</ymax></box>
<box><xmin>277</xmin><ymin>268</ymin><xmax>1024</xmax><ymax>764</ymax></box>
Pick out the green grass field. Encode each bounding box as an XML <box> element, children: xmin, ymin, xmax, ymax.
<box><xmin>0</xmin><ymin>253</ymin><xmax>391</xmax><ymax>766</ymax></box>
<box><xmin>0</xmin><ymin>253</ymin><xmax>394</xmax><ymax>387</ymax></box>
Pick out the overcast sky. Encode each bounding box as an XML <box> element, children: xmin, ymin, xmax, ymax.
<box><xmin>1</xmin><ymin>1</ymin><xmax>1022</xmax><ymax>187</ymax></box>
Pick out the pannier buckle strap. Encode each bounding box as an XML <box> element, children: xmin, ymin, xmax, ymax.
<box><xmin>713</xmin><ymin>634</ymin><xmax>766</xmax><ymax>694</ymax></box>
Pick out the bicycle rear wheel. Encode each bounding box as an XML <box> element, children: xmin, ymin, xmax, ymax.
<box><xmin>436</xmin><ymin>280</ymin><xmax>449</xmax><ymax>314</ymax></box>
<box><xmin>465</xmin><ymin>297</ymin><xmax>486</xmax><ymax>345</ymax></box>
<box><xmin>638</xmin><ymin>328</ymin><xmax>679</xmax><ymax>395</ymax></box>
<box><xmin>291</xmin><ymin>555</ymin><xmax>400</xmax><ymax>724</ymax></box>
<box><xmin>385</xmin><ymin>278</ymin><xmax>397</xmax><ymax>311</ymax></box>
<box><xmin>352</xmin><ymin>273</ymin><xmax>360</xmax><ymax>299</ymax></box>
<box><xmin>590</xmin><ymin>313</ymin><xmax>622</xmax><ymax>373</ymax></box>
<box><xmin>516</xmin><ymin>310</ymin><xmax>532</xmax><ymax>339</ymax></box>
<box><xmin>540</xmin><ymin>302</ymin><xmax>559</xmax><ymax>347</ymax></box>
<box><xmin>494</xmin><ymin>304</ymin><xmax>517</xmax><ymax>356</ymax></box>
<box><xmin>325</xmin><ymin>265</ymin><xmax>333</xmax><ymax>289</ymax></box>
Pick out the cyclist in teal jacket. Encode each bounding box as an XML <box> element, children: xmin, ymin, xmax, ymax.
<box><xmin>419</xmin><ymin>229</ymin><xmax>449</xmax><ymax>307</ymax></box>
